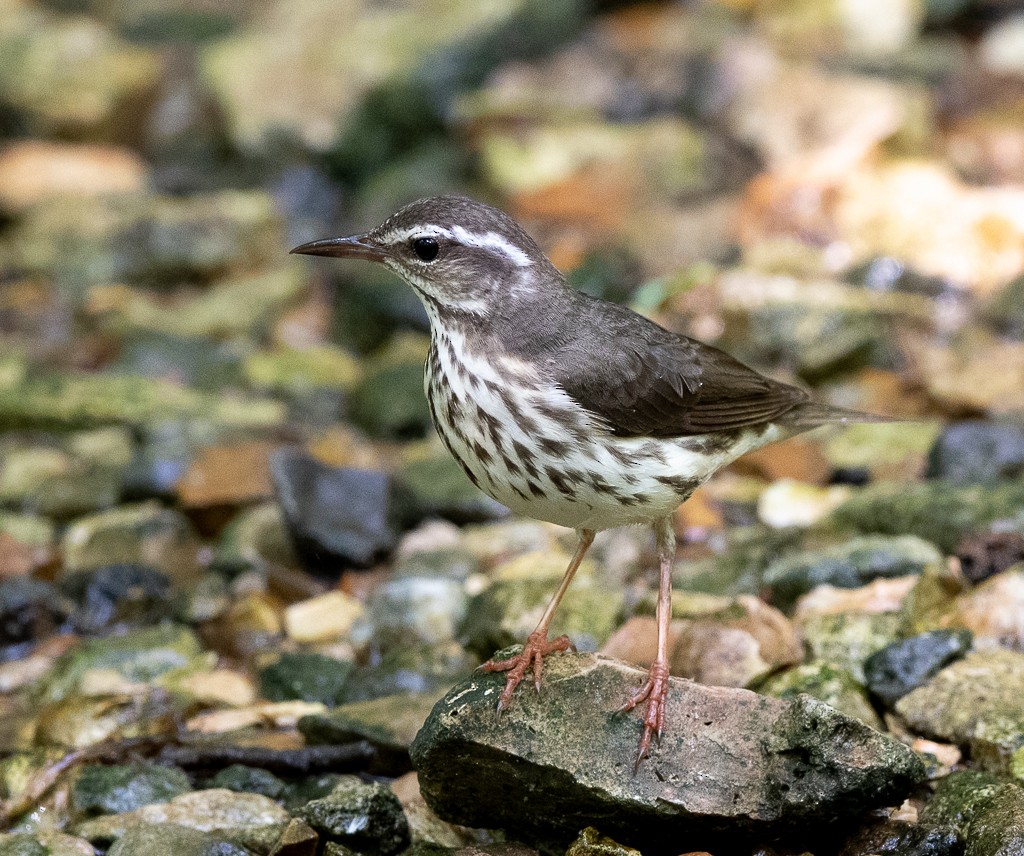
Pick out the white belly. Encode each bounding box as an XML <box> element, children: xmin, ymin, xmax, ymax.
<box><xmin>424</xmin><ymin>330</ymin><xmax>783</xmax><ymax>531</ymax></box>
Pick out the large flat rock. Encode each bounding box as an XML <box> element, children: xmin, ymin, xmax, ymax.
<box><xmin>410</xmin><ymin>653</ymin><xmax>924</xmax><ymax>850</ymax></box>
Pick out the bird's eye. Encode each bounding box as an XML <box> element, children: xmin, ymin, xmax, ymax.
<box><xmin>412</xmin><ymin>236</ymin><xmax>439</xmax><ymax>262</ymax></box>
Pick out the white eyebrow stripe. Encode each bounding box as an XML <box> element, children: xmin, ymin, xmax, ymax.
<box><xmin>380</xmin><ymin>224</ymin><xmax>532</xmax><ymax>267</ymax></box>
<box><xmin>450</xmin><ymin>225</ymin><xmax>532</xmax><ymax>267</ymax></box>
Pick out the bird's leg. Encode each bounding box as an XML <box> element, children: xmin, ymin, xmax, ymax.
<box><xmin>620</xmin><ymin>516</ymin><xmax>676</xmax><ymax>767</ymax></box>
<box><xmin>480</xmin><ymin>528</ymin><xmax>596</xmax><ymax>713</ymax></box>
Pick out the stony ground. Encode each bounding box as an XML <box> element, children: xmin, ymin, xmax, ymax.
<box><xmin>1</xmin><ymin>0</ymin><xmax>1024</xmax><ymax>855</ymax></box>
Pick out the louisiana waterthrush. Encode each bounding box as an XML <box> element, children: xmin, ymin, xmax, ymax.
<box><xmin>292</xmin><ymin>195</ymin><xmax>885</xmax><ymax>765</ymax></box>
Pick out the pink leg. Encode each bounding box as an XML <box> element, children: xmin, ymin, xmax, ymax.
<box><xmin>620</xmin><ymin>516</ymin><xmax>675</xmax><ymax>767</ymax></box>
<box><xmin>480</xmin><ymin>529</ymin><xmax>596</xmax><ymax>712</ymax></box>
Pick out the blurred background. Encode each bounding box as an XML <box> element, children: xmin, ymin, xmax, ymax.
<box><xmin>3</xmin><ymin>0</ymin><xmax>1024</xmax><ymax>848</ymax></box>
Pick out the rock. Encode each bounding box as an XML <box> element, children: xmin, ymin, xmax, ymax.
<box><xmin>926</xmin><ymin>421</ymin><xmax>1024</xmax><ymax>485</ymax></box>
<box><xmin>864</xmin><ymin>630</ymin><xmax>973</xmax><ymax>707</ymax></box>
<box><xmin>283</xmin><ymin>591</ymin><xmax>365</xmax><ymax>644</ymax></box>
<box><xmin>565</xmin><ymin>828</ymin><xmax>640</xmax><ymax>856</ymax></box>
<box><xmin>105</xmin><ymin>824</ymin><xmax>250</xmax><ymax>856</ymax></box>
<box><xmin>671</xmin><ymin>624</ymin><xmax>772</xmax><ymax>688</ymax></box>
<box><xmin>39</xmin><ymin>624</ymin><xmax>204</xmax><ymax>704</ymax></box>
<box><xmin>186</xmin><ymin>701</ymin><xmax>326</xmax><ymax>736</ymax></box>
<box><xmin>11</xmin><ymin>190</ymin><xmax>284</xmax><ymax>296</ymax></box>
<box><xmin>989</xmin><ymin>275</ymin><xmax>1024</xmax><ymax>341</ymax></box>
<box><xmin>61</xmin><ymin>564</ymin><xmax>171</xmax><ymax>634</ymax></box>
<box><xmin>243</xmin><ymin>345</ymin><xmax>362</xmax><ymax>397</ymax></box>
<box><xmin>954</xmin><ymin>568</ymin><xmax>1024</xmax><ymax>650</ymax></box>
<box><xmin>269</xmin><ymin>818</ymin><xmax>319</xmax><ymax>856</ymax></box>
<box><xmin>340</xmin><ymin>642</ymin><xmax>477</xmax><ymax>703</ymax></box>
<box><xmin>0</xmin><ymin>141</ymin><xmax>147</xmax><ymax>215</ymax></box>
<box><xmin>347</xmin><ymin>338</ymin><xmax>432</xmax><ymax>440</ymax></box>
<box><xmin>896</xmin><ymin>650</ymin><xmax>1024</xmax><ymax>746</ymax></box>
<box><xmin>957</xmin><ymin>531</ymin><xmax>1024</xmax><ymax>584</ymax></box>
<box><xmin>208</xmin><ymin>765</ymin><xmax>285</xmax><ymax>800</ymax></box>
<box><xmin>271</xmin><ymin>448</ymin><xmax>397</xmax><ymax>572</ymax></box>
<box><xmin>175</xmin><ymin>441</ymin><xmax>277</xmax><ymax>515</ymax></box>
<box><xmin>921</xmin><ymin>771</ymin><xmax>1014</xmax><ymax>840</ymax></box>
<box><xmin>299</xmin><ymin>691</ymin><xmax>445</xmax><ymax>770</ymax></box>
<box><xmin>89</xmin><ymin>267</ymin><xmax>308</xmax><ymax>342</ymax></box>
<box><xmin>365</xmin><ymin>576</ymin><xmax>468</xmax><ymax>651</ymax></box>
<box><xmin>799</xmin><ymin>611</ymin><xmax>902</xmax><ymax>683</ymax></box>
<box><xmin>836</xmin><ymin>819</ymin><xmax>963</xmax><ymax>856</ymax></box>
<box><xmin>0</xmin><ymin>578</ymin><xmax>68</xmax><ymax>651</ymax></box>
<box><xmin>757</xmin><ymin>480</ymin><xmax>852</xmax><ymax>528</ymax></box>
<box><xmin>978</xmin><ymin>13</ymin><xmax>1024</xmax><ymax>75</ymax></box>
<box><xmin>0</xmin><ymin>832</ymin><xmax>94</xmax><ymax>856</ymax></box>
<box><xmin>460</xmin><ymin>573</ymin><xmax>621</xmax><ymax>660</ymax></box>
<box><xmin>259</xmin><ymin>653</ymin><xmax>353</xmax><ymax>706</ymax></box>
<box><xmin>297</xmin><ymin>776</ymin><xmax>410</xmax><ymax>856</ymax></box>
<box><xmin>175</xmin><ymin>574</ymin><xmax>231</xmax><ymax>626</ymax></box>
<box><xmin>0</xmin><ymin>513</ymin><xmax>54</xmax><ymax>578</ymax></box>
<box><xmin>61</xmin><ymin>501</ymin><xmax>201</xmax><ymax>582</ymax></box>
<box><xmin>0</xmin><ymin>427</ymin><xmax>133</xmax><ymax>518</ymax></box>
<box><xmin>73</xmin><ymin>762</ymin><xmax>192</xmax><ymax>816</ymax></box>
<box><xmin>396</xmin><ymin>444</ymin><xmax>505</xmax><ymax>524</ymax></box>
<box><xmin>36</xmin><ymin>691</ymin><xmax>185</xmax><ymax>749</ymax></box>
<box><xmin>965</xmin><ymin>783</ymin><xmax>1024</xmax><ymax>856</ymax></box>
<box><xmin>794</xmin><ymin>576</ymin><xmax>918</xmax><ymax>619</ymax></box>
<box><xmin>0</xmin><ymin>6</ymin><xmax>160</xmax><ymax>136</ymax></box>
<box><xmin>410</xmin><ymin>653</ymin><xmax>925</xmax><ymax>849</ymax></box>
<box><xmin>763</xmin><ymin>535</ymin><xmax>942</xmax><ymax>610</ymax></box>
<box><xmin>76</xmin><ymin>789</ymin><xmax>290</xmax><ymax>853</ymax></box>
<box><xmin>215</xmin><ymin>592</ymin><xmax>283</xmax><ymax>657</ymax></box>
<box><xmin>175</xmin><ymin>669</ymin><xmax>255</xmax><ymax>708</ymax></box>
<box><xmin>214</xmin><ymin>502</ymin><xmax>299</xmax><ymax>577</ymax></box>
<box><xmin>828</xmin><ymin>480</ymin><xmax>1024</xmax><ymax>554</ymax></box>
<box><xmin>759</xmin><ymin>661</ymin><xmax>883</xmax><ymax>730</ymax></box>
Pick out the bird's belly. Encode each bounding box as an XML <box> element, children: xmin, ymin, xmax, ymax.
<box><xmin>424</xmin><ymin>338</ymin><xmax>783</xmax><ymax>531</ymax></box>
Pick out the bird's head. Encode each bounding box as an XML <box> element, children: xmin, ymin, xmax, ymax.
<box><xmin>290</xmin><ymin>195</ymin><xmax>559</xmax><ymax>317</ymax></box>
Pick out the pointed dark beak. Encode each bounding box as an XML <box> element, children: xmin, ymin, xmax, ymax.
<box><xmin>289</xmin><ymin>235</ymin><xmax>387</xmax><ymax>263</ymax></box>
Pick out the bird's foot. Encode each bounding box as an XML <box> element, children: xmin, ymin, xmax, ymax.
<box><xmin>479</xmin><ymin>629</ymin><xmax>575</xmax><ymax>713</ymax></box>
<box><xmin>619</xmin><ymin>659</ymin><xmax>670</xmax><ymax>769</ymax></box>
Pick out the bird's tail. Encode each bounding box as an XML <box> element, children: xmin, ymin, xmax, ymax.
<box><xmin>781</xmin><ymin>401</ymin><xmax>900</xmax><ymax>430</ymax></box>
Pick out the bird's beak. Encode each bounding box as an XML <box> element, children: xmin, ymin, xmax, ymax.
<box><xmin>289</xmin><ymin>234</ymin><xmax>387</xmax><ymax>263</ymax></box>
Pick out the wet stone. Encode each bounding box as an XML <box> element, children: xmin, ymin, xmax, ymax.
<box><xmin>0</xmin><ymin>578</ymin><xmax>68</xmax><ymax>652</ymax></box>
<box><xmin>340</xmin><ymin>642</ymin><xmax>477</xmax><ymax>703</ymax></box>
<box><xmin>864</xmin><ymin>630</ymin><xmax>973</xmax><ymax>707</ymax></box>
<box><xmin>828</xmin><ymin>480</ymin><xmax>1024</xmax><ymax>554</ymax></box>
<box><xmin>296</xmin><ymin>776</ymin><xmax>410</xmax><ymax>856</ymax></box>
<box><xmin>39</xmin><ymin>623</ymin><xmax>203</xmax><ymax>704</ymax></box>
<box><xmin>926</xmin><ymin>421</ymin><xmax>1024</xmax><ymax>485</ymax></box>
<box><xmin>105</xmin><ymin>824</ymin><xmax>250</xmax><ymax>856</ymax></box>
<box><xmin>411</xmin><ymin>653</ymin><xmax>925</xmax><ymax>850</ymax></box>
<box><xmin>60</xmin><ymin>564</ymin><xmax>171</xmax><ymax>634</ymax></box>
<box><xmin>0</xmin><ymin>832</ymin><xmax>95</xmax><ymax>856</ymax></box>
<box><xmin>921</xmin><ymin>771</ymin><xmax>1013</xmax><ymax>841</ymax></box>
<box><xmin>565</xmin><ymin>827</ymin><xmax>640</xmax><ymax>856</ymax></box>
<box><xmin>836</xmin><ymin>819</ymin><xmax>963</xmax><ymax>856</ymax></box>
<box><xmin>76</xmin><ymin>788</ymin><xmax>290</xmax><ymax>853</ymax></box>
<box><xmin>269</xmin><ymin>818</ymin><xmax>319</xmax><ymax>856</ymax></box>
<box><xmin>759</xmin><ymin>661</ymin><xmax>883</xmax><ymax>730</ymax></box>
<box><xmin>896</xmin><ymin>650</ymin><xmax>1024</xmax><ymax>746</ymax></box>
<box><xmin>271</xmin><ymin>448</ymin><xmax>397</xmax><ymax>573</ymax></box>
<box><xmin>762</xmin><ymin>535</ymin><xmax>942</xmax><ymax>610</ymax></box>
<box><xmin>72</xmin><ymin>762</ymin><xmax>192</xmax><ymax>816</ymax></box>
<box><xmin>208</xmin><ymin>765</ymin><xmax>285</xmax><ymax>800</ymax></box>
<box><xmin>964</xmin><ymin>782</ymin><xmax>1024</xmax><ymax>856</ymax></box>
<box><xmin>799</xmin><ymin>611</ymin><xmax>902</xmax><ymax>683</ymax></box>
<box><xmin>61</xmin><ymin>501</ymin><xmax>201</xmax><ymax>583</ymax></box>
<box><xmin>365</xmin><ymin>576</ymin><xmax>468</xmax><ymax>651</ymax></box>
<box><xmin>259</xmin><ymin>653</ymin><xmax>353</xmax><ymax>706</ymax></box>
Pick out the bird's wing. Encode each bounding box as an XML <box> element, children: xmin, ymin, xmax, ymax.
<box><xmin>551</xmin><ymin>310</ymin><xmax>809</xmax><ymax>438</ymax></box>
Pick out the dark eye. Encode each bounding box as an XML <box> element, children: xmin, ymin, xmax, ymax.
<box><xmin>412</xmin><ymin>237</ymin><xmax>439</xmax><ymax>262</ymax></box>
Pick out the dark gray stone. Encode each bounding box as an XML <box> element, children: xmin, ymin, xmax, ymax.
<box><xmin>270</xmin><ymin>448</ymin><xmax>396</xmax><ymax>572</ymax></box>
<box><xmin>864</xmin><ymin>630</ymin><xmax>973</xmax><ymax>707</ymax></box>
<box><xmin>837</xmin><ymin>820</ymin><xmax>964</xmax><ymax>856</ymax></box>
<box><xmin>297</xmin><ymin>777</ymin><xmax>409</xmax><ymax>856</ymax></box>
<box><xmin>926</xmin><ymin>422</ymin><xmax>1024</xmax><ymax>485</ymax></box>
<box><xmin>410</xmin><ymin>653</ymin><xmax>925</xmax><ymax>851</ymax></box>
<box><xmin>259</xmin><ymin>653</ymin><xmax>353</xmax><ymax>706</ymax></box>
<box><xmin>61</xmin><ymin>563</ymin><xmax>171</xmax><ymax>634</ymax></box>
<box><xmin>207</xmin><ymin>765</ymin><xmax>285</xmax><ymax>800</ymax></box>
<box><xmin>0</xmin><ymin>578</ymin><xmax>68</xmax><ymax>651</ymax></box>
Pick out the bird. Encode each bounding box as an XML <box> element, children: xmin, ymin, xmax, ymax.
<box><xmin>291</xmin><ymin>195</ymin><xmax>886</xmax><ymax>765</ymax></box>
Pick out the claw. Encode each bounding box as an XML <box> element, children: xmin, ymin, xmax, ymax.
<box><xmin>620</xmin><ymin>659</ymin><xmax>671</xmax><ymax>770</ymax></box>
<box><xmin>480</xmin><ymin>630</ymin><xmax>574</xmax><ymax>713</ymax></box>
